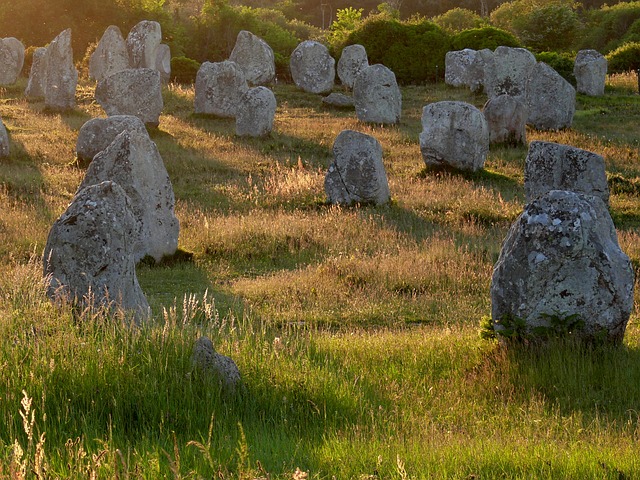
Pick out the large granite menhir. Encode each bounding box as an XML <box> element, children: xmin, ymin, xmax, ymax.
<box><xmin>0</xmin><ymin>37</ymin><xmax>25</xmax><ymax>85</ymax></box>
<box><xmin>353</xmin><ymin>64</ymin><xmax>401</xmax><ymax>124</ymax></box>
<box><xmin>89</xmin><ymin>25</ymin><xmax>129</xmax><ymax>82</ymax></box>
<box><xmin>43</xmin><ymin>29</ymin><xmax>78</xmax><ymax>111</ymax></box>
<box><xmin>195</xmin><ymin>60</ymin><xmax>249</xmax><ymax>118</ymax></box>
<box><xmin>76</xmin><ymin>115</ymin><xmax>148</xmax><ymax>164</ymax></box>
<box><xmin>229</xmin><ymin>30</ymin><xmax>276</xmax><ymax>86</ymax></box>
<box><xmin>290</xmin><ymin>40</ymin><xmax>335</xmax><ymax>94</ymax></box>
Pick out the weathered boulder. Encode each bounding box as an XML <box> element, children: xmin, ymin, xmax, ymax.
<box><xmin>194</xmin><ymin>60</ymin><xmax>249</xmax><ymax>117</ymax></box>
<box><xmin>229</xmin><ymin>30</ymin><xmax>275</xmax><ymax>86</ymax></box>
<box><xmin>420</xmin><ymin>101</ymin><xmax>489</xmax><ymax>172</ymax></box>
<box><xmin>89</xmin><ymin>25</ymin><xmax>129</xmax><ymax>82</ymax></box>
<box><xmin>337</xmin><ymin>44</ymin><xmax>369</xmax><ymax>89</ymax></box>
<box><xmin>78</xmin><ymin>131</ymin><xmax>179</xmax><ymax>263</ymax></box>
<box><xmin>43</xmin><ymin>180</ymin><xmax>150</xmax><ymax>322</ymax></box>
<box><xmin>491</xmin><ymin>190</ymin><xmax>634</xmax><ymax>344</ymax></box>
<box><xmin>525</xmin><ymin>62</ymin><xmax>575</xmax><ymax>131</ymax></box>
<box><xmin>524</xmin><ymin>141</ymin><xmax>609</xmax><ymax>204</ymax></box>
<box><xmin>574</xmin><ymin>49</ymin><xmax>607</xmax><ymax>96</ymax></box>
<box><xmin>0</xmin><ymin>37</ymin><xmax>25</xmax><ymax>85</ymax></box>
<box><xmin>76</xmin><ymin>115</ymin><xmax>148</xmax><ymax>164</ymax></box>
<box><xmin>154</xmin><ymin>44</ymin><xmax>171</xmax><ymax>84</ymax></box>
<box><xmin>0</xmin><ymin>118</ymin><xmax>9</xmax><ymax>158</ymax></box>
<box><xmin>192</xmin><ymin>337</ymin><xmax>241</xmax><ymax>394</ymax></box>
<box><xmin>446</xmin><ymin>48</ymin><xmax>494</xmax><ymax>93</ymax></box>
<box><xmin>322</xmin><ymin>92</ymin><xmax>354</xmax><ymax>108</ymax></box>
<box><xmin>95</xmin><ymin>68</ymin><xmax>164</xmax><ymax>126</ymax></box>
<box><xmin>482</xmin><ymin>94</ymin><xmax>527</xmax><ymax>145</ymax></box>
<box><xmin>353</xmin><ymin>64</ymin><xmax>401</xmax><ymax>124</ymax></box>
<box><xmin>235</xmin><ymin>86</ymin><xmax>277</xmax><ymax>137</ymax></box>
<box><xmin>126</xmin><ymin>20</ymin><xmax>162</xmax><ymax>69</ymax></box>
<box><xmin>43</xmin><ymin>29</ymin><xmax>78</xmax><ymax>111</ymax></box>
<box><xmin>484</xmin><ymin>46</ymin><xmax>536</xmax><ymax>103</ymax></box>
<box><xmin>325</xmin><ymin>130</ymin><xmax>390</xmax><ymax>205</ymax></box>
<box><xmin>24</xmin><ymin>47</ymin><xmax>47</xmax><ymax>99</ymax></box>
<box><xmin>289</xmin><ymin>40</ymin><xmax>335</xmax><ymax>94</ymax></box>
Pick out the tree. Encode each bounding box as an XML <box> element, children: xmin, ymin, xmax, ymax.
<box><xmin>513</xmin><ymin>2</ymin><xmax>582</xmax><ymax>52</ymax></box>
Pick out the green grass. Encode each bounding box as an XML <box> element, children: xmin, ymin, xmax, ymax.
<box><xmin>0</xmin><ymin>74</ymin><xmax>639</xmax><ymax>478</ymax></box>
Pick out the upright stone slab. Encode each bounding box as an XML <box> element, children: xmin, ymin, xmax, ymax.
<box><xmin>445</xmin><ymin>49</ymin><xmax>477</xmax><ymax>88</ymax></box>
<box><xmin>78</xmin><ymin>131</ymin><xmax>179</xmax><ymax>263</ymax></box>
<box><xmin>525</xmin><ymin>62</ymin><xmax>575</xmax><ymax>131</ymax></box>
<box><xmin>95</xmin><ymin>68</ymin><xmax>163</xmax><ymax>126</ymax></box>
<box><xmin>325</xmin><ymin>130</ymin><xmax>390</xmax><ymax>205</ymax></box>
<box><xmin>76</xmin><ymin>115</ymin><xmax>148</xmax><ymax>164</ymax></box>
<box><xmin>337</xmin><ymin>44</ymin><xmax>369</xmax><ymax>89</ymax></box>
<box><xmin>420</xmin><ymin>101</ymin><xmax>489</xmax><ymax>172</ymax></box>
<box><xmin>235</xmin><ymin>86</ymin><xmax>276</xmax><ymax>137</ymax></box>
<box><xmin>194</xmin><ymin>61</ymin><xmax>249</xmax><ymax>117</ymax></box>
<box><xmin>483</xmin><ymin>94</ymin><xmax>526</xmax><ymax>145</ymax></box>
<box><xmin>25</xmin><ymin>47</ymin><xmax>47</xmax><ymax>99</ymax></box>
<box><xmin>229</xmin><ymin>30</ymin><xmax>276</xmax><ymax>86</ymax></box>
<box><xmin>353</xmin><ymin>64</ymin><xmax>401</xmax><ymax>125</ymax></box>
<box><xmin>574</xmin><ymin>49</ymin><xmax>607</xmax><ymax>96</ymax></box>
<box><xmin>484</xmin><ymin>46</ymin><xmax>537</xmax><ymax>103</ymax></box>
<box><xmin>43</xmin><ymin>29</ymin><xmax>78</xmax><ymax>111</ymax></box>
<box><xmin>126</xmin><ymin>20</ymin><xmax>162</xmax><ymax>69</ymax></box>
<box><xmin>43</xmin><ymin>181</ymin><xmax>150</xmax><ymax>322</ymax></box>
<box><xmin>524</xmin><ymin>141</ymin><xmax>609</xmax><ymax>204</ymax></box>
<box><xmin>0</xmin><ymin>37</ymin><xmax>25</xmax><ymax>85</ymax></box>
<box><xmin>0</xmin><ymin>118</ymin><xmax>9</xmax><ymax>158</ymax></box>
<box><xmin>491</xmin><ymin>190</ymin><xmax>634</xmax><ymax>344</ymax></box>
<box><xmin>89</xmin><ymin>25</ymin><xmax>129</xmax><ymax>82</ymax></box>
<box><xmin>154</xmin><ymin>44</ymin><xmax>171</xmax><ymax>84</ymax></box>
<box><xmin>289</xmin><ymin>40</ymin><xmax>335</xmax><ymax>94</ymax></box>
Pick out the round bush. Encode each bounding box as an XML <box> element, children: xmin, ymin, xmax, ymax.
<box><xmin>606</xmin><ymin>41</ymin><xmax>640</xmax><ymax>72</ymax></box>
<box><xmin>431</xmin><ymin>8</ymin><xmax>485</xmax><ymax>34</ymax></box>
<box><xmin>536</xmin><ymin>51</ymin><xmax>576</xmax><ymax>85</ymax></box>
<box><xmin>170</xmin><ymin>56</ymin><xmax>202</xmax><ymax>84</ymax></box>
<box><xmin>451</xmin><ymin>26</ymin><xmax>520</xmax><ymax>51</ymax></box>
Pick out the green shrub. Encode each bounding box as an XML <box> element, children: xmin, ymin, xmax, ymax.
<box><xmin>535</xmin><ymin>51</ymin><xmax>576</xmax><ymax>85</ymax></box>
<box><xmin>606</xmin><ymin>41</ymin><xmax>640</xmax><ymax>72</ymax></box>
<box><xmin>622</xmin><ymin>18</ymin><xmax>640</xmax><ymax>43</ymax></box>
<box><xmin>580</xmin><ymin>1</ymin><xmax>640</xmax><ymax>53</ymax></box>
<box><xmin>512</xmin><ymin>2</ymin><xmax>582</xmax><ymax>52</ymax></box>
<box><xmin>451</xmin><ymin>26</ymin><xmax>520</xmax><ymax>51</ymax></box>
<box><xmin>431</xmin><ymin>8</ymin><xmax>486</xmax><ymax>34</ymax></box>
<box><xmin>170</xmin><ymin>56</ymin><xmax>202</xmax><ymax>84</ymax></box>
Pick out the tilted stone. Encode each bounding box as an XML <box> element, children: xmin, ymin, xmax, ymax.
<box><xmin>0</xmin><ymin>37</ymin><xmax>25</xmax><ymax>85</ymax></box>
<box><xmin>154</xmin><ymin>44</ymin><xmax>171</xmax><ymax>84</ymax></box>
<box><xmin>420</xmin><ymin>101</ymin><xmax>489</xmax><ymax>172</ymax></box>
<box><xmin>0</xmin><ymin>117</ymin><xmax>9</xmax><ymax>158</ymax></box>
<box><xmin>192</xmin><ymin>336</ymin><xmax>241</xmax><ymax>394</ymax></box>
<box><xmin>235</xmin><ymin>86</ymin><xmax>276</xmax><ymax>137</ymax></box>
<box><xmin>194</xmin><ymin>60</ymin><xmax>249</xmax><ymax>117</ymax></box>
<box><xmin>76</xmin><ymin>115</ymin><xmax>148</xmax><ymax>164</ymax></box>
<box><xmin>126</xmin><ymin>20</ymin><xmax>162</xmax><ymax>69</ymax></box>
<box><xmin>78</xmin><ymin>131</ymin><xmax>179</xmax><ymax>263</ymax></box>
<box><xmin>353</xmin><ymin>64</ymin><xmax>401</xmax><ymax>125</ymax></box>
<box><xmin>337</xmin><ymin>44</ymin><xmax>369</xmax><ymax>89</ymax></box>
<box><xmin>43</xmin><ymin>180</ymin><xmax>150</xmax><ymax>322</ymax></box>
<box><xmin>25</xmin><ymin>47</ymin><xmax>47</xmax><ymax>99</ymax></box>
<box><xmin>43</xmin><ymin>29</ymin><xmax>78</xmax><ymax>111</ymax></box>
<box><xmin>524</xmin><ymin>141</ymin><xmax>609</xmax><ymax>204</ymax></box>
<box><xmin>322</xmin><ymin>92</ymin><xmax>354</xmax><ymax>108</ymax></box>
<box><xmin>483</xmin><ymin>94</ymin><xmax>526</xmax><ymax>145</ymax></box>
<box><xmin>290</xmin><ymin>40</ymin><xmax>335</xmax><ymax>94</ymax></box>
<box><xmin>484</xmin><ymin>46</ymin><xmax>536</xmax><ymax>103</ymax></box>
<box><xmin>229</xmin><ymin>30</ymin><xmax>275</xmax><ymax>86</ymax></box>
<box><xmin>325</xmin><ymin>130</ymin><xmax>390</xmax><ymax>205</ymax></box>
<box><xmin>525</xmin><ymin>62</ymin><xmax>575</xmax><ymax>131</ymax></box>
<box><xmin>491</xmin><ymin>190</ymin><xmax>634</xmax><ymax>344</ymax></box>
<box><xmin>89</xmin><ymin>25</ymin><xmax>129</xmax><ymax>82</ymax></box>
<box><xmin>574</xmin><ymin>49</ymin><xmax>607</xmax><ymax>96</ymax></box>
<box><xmin>95</xmin><ymin>68</ymin><xmax>163</xmax><ymax>126</ymax></box>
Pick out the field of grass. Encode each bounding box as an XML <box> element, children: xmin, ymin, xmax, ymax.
<box><xmin>0</xmin><ymin>72</ymin><xmax>639</xmax><ymax>478</ymax></box>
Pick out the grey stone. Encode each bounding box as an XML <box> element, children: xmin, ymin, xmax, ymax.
<box><xmin>353</xmin><ymin>64</ymin><xmax>401</xmax><ymax>125</ymax></box>
<box><xmin>485</xmin><ymin>46</ymin><xmax>537</xmax><ymax>103</ymax></box>
<box><xmin>78</xmin><ymin>131</ymin><xmax>179</xmax><ymax>263</ymax></box>
<box><xmin>126</xmin><ymin>20</ymin><xmax>162</xmax><ymax>69</ymax></box>
<box><xmin>25</xmin><ymin>47</ymin><xmax>47</xmax><ymax>99</ymax></box>
<box><xmin>483</xmin><ymin>94</ymin><xmax>527</xmax><ymax>145</ymax></box>
<box><xmin>89</xmin><ymin>25</ymin><xmax>129</xmax><ymax>82</ymax></box>
<box><xmin>0</xmin><ymin>118</ymin><xmax>9</xmax><ymax>158</ymax></box>
<box><xmin>43</xmin><ymin>180</ymin><xmax>150</xmax><ymax>322</ymax></box>
<box><xmin>574</xmin><ymin>49</ymin><xmax>607</xmax><ymax>96</ymax></box>
<box><xmin>325</xmin><ymin>130</ymin><xmax>390</xmax><ymax>205</ymax></box>
<box><xmin>192</xmin><ymin>336</ymin><xmax>241</xmax><ymax>394</ymax></box>
<box><xmin>76</xmin><ymin>115</ymin><xmax>148</xmax><ymax>164</ymax></box>
<box><xmin>524</xmin><ymin>141</ymin><xmax>609</xmax><ymax>204</ymax></box>
<box><xmin>525</xmin><ymin>62</ymin><xmax>576</xmax><ymax>131</ymax></box>
<box><xmin>290</xmin><ymin>40</ymin><xmax>335</xmax><ymax>94</ymax></box>
<box><xmin>95</xmin><ymin>68</ymin><xmax>164</xmax><ymax>126</ymax></box>
<box><xmin>194</xmin><ymin>60</ymin><xmax>249</xmax><ymax>117</ymax></box>
<box><xmin>420</xmin><ymin>101</ymin><xmax>489</xmax><ymax>172</ymax></box>
<box><xmin>337</xmin><ymin>44</ymin><xmax>369</xmax><ymax>89</ymax></box>
<box><xmin>235</xmin><ymin>86</ymin><xmax>276</xmax><ymax>137</ymax></box>
<box><xmin>229</xmin><ymin>30</ymin><xmax>275</xmax><ymax>86</ymax></box>
<box><xmin>491</xmin><ymin>190</ymin><xmax>634</xmax><ymax>344</ymax></box>
<box><xmin>445</xmin><ymin>48</ymin><xmax>494</xmax><ymax>93</ymax></box>
<box><xmin>43</xmin><ymin>29</ymin><xmax>78</xmax><ymax>111</ymax></box>
<box><xmin>0</xmin><ymin>37</ymin><xmax>25</xmax><ymax>85</ymax></box>
<box><xmin>154</xmin><ymin>44</ymin><xmax>171</xmax><ymax>84</ymax></box>
<box><xmin>322</xmin><ymin>92</ymin><xmax>354</xmax><ymax>108</ymax></box>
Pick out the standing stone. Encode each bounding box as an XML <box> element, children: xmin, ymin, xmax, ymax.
<box><xmin>25</xmin><ymin>47</ymin><xmax>47</xmax><ymax>99</ymax></box>
<box><xmin>420</xmin><ymin>101</ymin><xmax>489</xmax><ymax>172</ymax></box>
<box><xmin>43</xmin><ymin>29</ymin><xmax>78</xmax><ymax>111</ymax></box>
<box><xmin>235</xmin><ymin>86</ymin><xmax>277</xmax><ymax>137</ymax></box>
<box><xmin>76</xmin><ymin>115</ymin><xmax>148</xmax><ymax>164</ymax></box>
<box><xmin>194</xmin><ymin>61</ymin><xmax>249</xmax><ymax>117</ymax></box>
<box><xmin>95</xmin><ymin>68</ymin><xmax>164</xmax><ymax>126</ymax></box>
<box><xmin>0</xmin><ymin>37</ymin><xmax>25</xmax><ymax>85</ymax></box>
<box><xmin>525</xmin><ymin>62</ymin><xmax>576</xmax><ymax>131</ymax></box>
<box><xmin>524</xmin><ymin>141</ymin><xmax>609</xmax><ymax>204</ymax></box>
<box><xmin>289</xmin><ymin>40</ymin><xmax>335</xmax><ymax>94</ymax></box>
<box><xmin>483</xmin><ymin>94</ymin><xmax>527</xmax><ymax>145</ymax></box>
<box><xmin>337</xmin><ymin>44</ymin><xmax>369</xmax><ymax>89</ymax></box>
<box><xmin>78</xmin><ymin>131</ymin><xmax>179</xmax><ymax>263</ymax></box>
<box><xmin>126</xmin><ymin>20</ymin><xmax>162</xmax><ymax>69</ymax></box>
<box><xmin>325</xmin><ymin>130</ymin><xmax>390</xmax><ymax>205</ymax></box>
<box><xmin>491</xmin><ymin>190</ymin><xmax>634</xmax><ymax>344</ymax></box>
<box><xmin>154</xmin><ymin>44</ymin><xmax>171</xmax><ymax>84</ymax></box>
<box><xmin>89</xmin><ymin>26</ymin><xmax>130</xmax><ymax>83</ymax></box>
<box><xmin>229</xmin><ymin>30</ymin><xmax>276</xmax><ymax>86</ymax></box>
<box><xmin>445</xmin><ymin>49</ymin><xmax>477</xmax><ymax>88</ymax></box>
<box><xmin>353</xmin><ymin>64</ymin><xmax>402</xmax><ymax>124</ymax></box>
<box><xmin>574</xmin><ymin>49</ymin><xmax>607</xmax><ymax>96</ymax></box>
<box><xmin>43</xmin><ymin>180</ymin><xmax>150</xmax><ymax>322</ymax></box>
<box><xmin>0</xmin><ymin>118</ymin><xmax>9</xmax><ymax>158</ymax></box>
<box><xmin>192</xmin><ymin>337</ymin><xmax>241</xmax><ymax>394</ymax></box>
<box><xmin>468</xmin><ymin>48</ymin><xmax>494</xmax><ymax>93</ymax></box>
<box><xmin>484</xmin><ymin>46</ymin><xmax>537</xmax><ymax>103</ymax></box>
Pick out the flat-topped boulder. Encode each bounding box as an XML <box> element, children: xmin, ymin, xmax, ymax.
<box><xmin>25</xmin><ymin>47</ymin><xmax>47</xmax><ymax>99</ymax></box>
<box><xmin>574</xmin><ymin>49</ymin><xmax>607</xmax><ymax>96</ymax></box>
<box><xmin>89</xmin><ymin>25</ymin><xmax>129</xmax><ymax>82</ymax></box>
<box><xmin>126</xmin><ymin>20</ymin><xmax>162</xmax><ymax>69</ymax></box>
<box><xmin>43</xmin><ymin>29</ymin><xmax>78</xmax><ymax>111</ymax></box>
<box><xmin>235</xmin><ymin>86</ymin><xmax>277</xmax><ymax>137</ymax></box>
<box><xmin>0</xmin><ymin>37</ymin><xmax>25</xmax><ymax>85</ymax></box>
<box><xmin>483</xmin><ymin>94</ymin><xmax>526</xmax><ymax>145</ymax></box>
<box><xmin>290</xmin><ymin>40</ymin><xmax>335</xmax><ymax>94</ymax></box>
<box><xmin>353</xmin><ymin>64</ymin><xmax>401</xmax><ymax>124</ymax></box>
<box><xmin>322</xmin><ymin>92</ymin><xmax>354</xmax><ymax>108</ymax></box>
<box><xmin>337</xmin><ymin>44</ymin><xmax>369</xmax><ymax>89</ymax></box>
<box><xmin>194</xmin><ymin>60</ymin><xmax>249</xmax><ymax>118</ymax></box>
<box><xmin>229</xmin><ymin>30</ymin><xmax>276</xmax><ymax>86</ymax></box>
<box><xmin>484</xmin><ymin>46</ymin><xmax>537</xmax><ymax>103</ymax></box>
<box><xmin>525</xmin><ymin>62</ymin><xmax>575</xmax><ymax>131</ymax></box>
<box><xmin>76</xmin><ymin>115</ymin><xmax>148</xmax><ymax>164</ymax></box>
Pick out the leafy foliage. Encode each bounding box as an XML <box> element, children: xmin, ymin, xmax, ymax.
<box><xmin>512</xmin><ymin>2</ymin><xmax>582</xmax><ymax>52</ymax></box>
<box><xmin>328</xmin><ymin>7</ymin><xmax>364</xmax><ymax>51</ymax></box>
<box><xmin>431</xmin><ymin>7</ymin><xmax>486</xmax><ymax>34</ymax></box>
<box><xmin>170</xmin><ymin>56</ymin><xmax>202</xmax><ymax>84</ymax></box>
<box><xmin>606</xmin><ymin>41</ymin><xmax>640</xmax><ymax>72</ymax></box>
<box><xmin>451</xmin><ymin>26</ymin><xmax>520</xmax><ymax>51</ymax></box>
<box><xmin>580</xmin><ymin>1</ymin><xmax>640</xmax><ymax>52</ymax></box>
<box><xmin>536</xmin><ymin>51</ymin><xmax>576</xmax><ymax>84</ymax></box>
